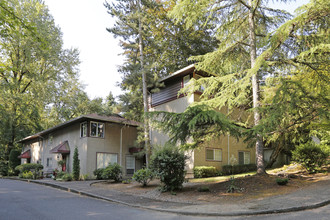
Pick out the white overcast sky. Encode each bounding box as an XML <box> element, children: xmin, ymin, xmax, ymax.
<box><xmin>43</xmin><ymin>0</ymin><xmax>310</xmax><ymax>100</ymax></box>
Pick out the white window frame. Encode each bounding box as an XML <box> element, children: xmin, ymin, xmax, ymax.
<box><xmin>80</xmin><ymin>122</ymin><xmax>87</xmax><ymax>138</ymax></box>
<box><xmin>96</xmin><ymin>153</ymin><xmax>118</xmax><ymax>169</ymax></box>
<box><xmin>90</xmin><ymin>121</ymin><xmax>105</xmax><ymax>138</ymax></box>
<box><xmin>238</xmin><ymin>151</ymin><xmax>251</xmax><ymax>165</ymax></box>
<box><xmin>125</xmin><ymin>155</ymin><xmax>135</xmax><ymax>175</ymax></box>
<box><xmin>206</xmin><ymin>148</ymin><xmax>222</xmax><ymax>161</ymax></box>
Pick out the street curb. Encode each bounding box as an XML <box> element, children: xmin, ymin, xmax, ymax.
<box><xmin>3</xmin><ymin>177</ymin><xmax>330</xmax><ymax>217</ymax></box>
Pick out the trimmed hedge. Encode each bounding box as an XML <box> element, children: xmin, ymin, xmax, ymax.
<box><xmin>193</xmin><ymin>166</ymin><xmax>218</xmax><ymax>178</ymax></box>
<box><xmin>15</xmin><ymin>163</ymin><xmax>43</xmax><ymax>174</ymax></box>
<box><xmin>222</xmin><ymin>164</ymin><xmax>256</xmax><ymax>175</ymax></box>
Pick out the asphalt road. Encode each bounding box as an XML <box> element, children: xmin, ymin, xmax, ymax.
<box><xmin>0</xmin><ymin>179</ymin><xmax>328</xmax><ymax>220</ymax></box>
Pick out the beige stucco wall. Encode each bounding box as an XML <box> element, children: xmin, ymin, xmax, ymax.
<box><xmin>149</xmin><ymin>95</ymin><xmax>193</xmax><ymax>146</ymax></box>
<box><xmin>86</xmin><ymin>123</ymin><xmax>138</xmax><ymax>176</ymax></box>
<box><xmin>194</xmin><ymin>136</ymin><xmax>256</xmax><ymax>171</ymax></box>
<box><xmin>21</xmin><ymin>121</ymin><xmax>139</xmax><ymax>177</ymax></box>
<box><xmin>41</xmin><ymin>123</ymin><xmax>87</xmax><ymax>174</ymax></box>
<box><xmin>149</xmin><ymin>92</ymin><xmax>255</xmax><ymax>175</ymax></box>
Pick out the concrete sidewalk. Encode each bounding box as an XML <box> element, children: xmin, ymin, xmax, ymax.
<box><xmin>7</xmin><ymin>177</ymin><xmax>330</xmax><ymax>216</ymax></box>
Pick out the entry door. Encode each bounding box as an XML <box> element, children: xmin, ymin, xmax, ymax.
<box><xmin>125</xmin><ymin>156</ymin><xmax>135</xmax><ymax>175</ymax></box>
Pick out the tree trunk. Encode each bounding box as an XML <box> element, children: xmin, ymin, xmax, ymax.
<box><xmin>138</xmin><ymin>1</ymin><xmax>150</xmax><ymax>168</ymax></box>
<box><xmin>248</xmin><ymin>0</ymin><xmax>266</xmax><ymax>175</ymax></box>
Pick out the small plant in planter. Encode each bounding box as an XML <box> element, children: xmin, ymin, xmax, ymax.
<box><xmin>276</xmin><ymin>178</ymin><xmax>289</xmax><ymax>185</ymax></box>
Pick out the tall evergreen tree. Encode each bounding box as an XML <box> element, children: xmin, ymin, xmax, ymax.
<box><xmin>169</xmin><ymin>0</ymin><xmax>292</xmax><ymax>174</ymax></box>
<box><xmin>105</xmin><ymin>0</ymin><xmax>217</xmax><ymax>166</ymax></box>
<box><xmin>151</xmin><ymin>0</ymin><xmax>329</xmax><ymax>173</ymax></box>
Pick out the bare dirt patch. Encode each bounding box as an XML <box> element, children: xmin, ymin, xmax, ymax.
<box><xmin>92</xmin><ymin>164</ymin><xmax>329</xmax><ymax>205</ymax></box>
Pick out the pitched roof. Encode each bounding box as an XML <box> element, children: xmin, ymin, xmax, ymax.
<box><xmin>18</xmin><ymin>114</ymin><xmax>140</xmax><ymax>143</ymax></box>
<box><xmin>50</xmin><ymin>141</ymin><xmax>70</xmax><ymax>154</ymax></box>
<box><xmin>18</xmin><ymin>149</ymin><xmax>31</xmax><ymax>158</ymax></box>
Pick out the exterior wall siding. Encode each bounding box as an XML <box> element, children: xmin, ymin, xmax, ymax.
<box><xmin>20</xmin><ymin>120</ymin><xmax>139</xmax><ymax>177</ymax></box>
<box><xmin>86</xmin><ymin>123</ymin><xmax>138</xmax><ymax>175</ymax></box>
<box><xmin>151</xmin><ymin>80</ymin><xmax>182</xmax><ymax>107</ymax></box>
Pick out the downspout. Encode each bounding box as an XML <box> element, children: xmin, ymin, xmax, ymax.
<box><xmin>120</xmin><ymin>125</ymin><xmax>124</xmax><ymax>167</ymax></box>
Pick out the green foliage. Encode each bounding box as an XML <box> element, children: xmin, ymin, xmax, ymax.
<box><xmin>222</xmin><ymin>164</ymin><xmax>257</xmax><ymax>176</ymax></box>
<box><xmin>101</xmin><ymin>163</ymin><xmax>122</xmax><ymax>182</ymax></box>
<box><xmin>93</xmin><ymin>168</ymin><xmax>105</xmax><ymax>180</ymax></box>
<box><xmin>8</xmin><ymin>149</ymin><xmax>21</xmax><ymax>176</ymax></box>
<box><xmin>61</xmin><ymin>173</ymin><xmax>73</xmax><ymax>181</ymax></box>
<box><xmin>15</xmin><ymin>163</ymin><xmax>43</xmax><ymax>174</ymax></box>
<box><xmin>21</xmin><ymin>171</ymin><xmax>34</xmax><ymax>179</ymax></box>
<box><xmin>150</xmin><ymin>144</ymin><xmax>187</xmax><ymax>192</ymax></box>
<box><xmin>105</xmin><ymin>0</ymin><xmax>216</xmax><ymax>122</ymax></box>
<box><xmin>132</xmin><ymin>168</ymin><xmax>155</xmax><ymax>187</ymax></box>
<box><xmin>56</xmin><ymin>171</ymin><xmax>64</xmax><ymax>179</ymax></box>
<box><xmin>57</xmin><ymin>160</ymin><xmax>66</xmax><ymax>169</ymax></box>
<box><xmin>0</xmin><ymin>0</ymin><xmax>82</xmax><ymax>163</ymax></box>
<box><xmin>0</xmin><ymin>161</ymin><xmax>8</xmax><ymax>176</ymax></box>
<box><xmin>122</xmin><ymin>179</ymin><xmax>132</xmax><ymax>184</ymax></box>
<box><xmin>227</xmin><ymin>176</ymin><xmax>242</xmax><ymax>193</ymax></box>
<box><xmin>193</xmin><ymin>166</ymin><xmax>218</xmax><ymax>178</ymax></box>
<box><xmin>72</xmin><ymin>147</ymin><xmax>80</xmax><ymax>180</ymax></box>
<box><xmin>292</xmin><ymin>142</ymin><xmax>328</xmax><ymax>173</ymax></box>
<box><xmin>276</xmin><ymin>178</ymin><xmax>289</xmax><ymax>186</ymax></box>
<box><xmin>197</xmin><ymin>186</ymin><xmax>210</xmax><ymax>192</ymax></box>
<box><xmin>149</xmin><ymin>105</ymin><xmax>243</xmax><ymax>150</ymax></box>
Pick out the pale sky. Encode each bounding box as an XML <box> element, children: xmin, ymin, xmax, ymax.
<box><xmin>43</xmin><ymin>0</ymin><xmax>310</xmax><ymax>100</ymax></box>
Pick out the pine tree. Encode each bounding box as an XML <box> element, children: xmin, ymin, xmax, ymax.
<box><xmin>169</xmin><ymin>0</ymin><xmax>291</xmax><ymax>174</ymax></box>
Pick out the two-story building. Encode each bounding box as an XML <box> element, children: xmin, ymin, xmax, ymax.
<box><xmin>149</xmin><ymin>64</ymin><xmax>256</xmax><ymax>177</ymax></box>
<box><xmin>18</xmin><ymin>114</ymin><xmax>143</xmax><ymax>176</ymax></box>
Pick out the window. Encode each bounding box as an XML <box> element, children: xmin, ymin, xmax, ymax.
<box><xmin>90</xmin><ymin>122</ymin><xmax>104</xmax><ymax>138</ymax></box>
<box><xmin>183</xmin><ymin>75</ymin><xmax>190</xmax><ymax>87</ymax></box>
<box><xmin>46</xmin><ymin>158</ymin><xmax>52</xmax><ymax>167</ymax></box>
<box><xmin>238</xmin><ymin>151</ymin><xmax>250</xmax><ymax>165</ymax></box>
<box><xmin>80</xmin><ymin>122</ymin><xmax>87</xmax><ymax>137</ymax></box>
<box><xmin>206</xmin><ymin>148</ymin><xmax>222</xmax><ymax>161</ymax></box>
<box><xmin>97</xmin><ymin>153</ymin><xmax>117</xmax><ymax>169</ymax></box>
<box><xmin>195</xmin><ymin>74</ymin><xmax>205</xmax><ymax>92</ymax></box>
<box><xmin>126</xmin><ymin>156</ymin><xmax>135</xmax><ymax>175</ymax></box>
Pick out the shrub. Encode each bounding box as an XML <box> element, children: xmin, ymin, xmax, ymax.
<box><xmin>72</xmin><ymin>147</ymin><xmax>80</xmax><ymax>180</ymax></box>
<box><xmin>132</xmin><ymin>168</ymin><xmax>154</xmax><ymax>186</ymax></box>
<box><xmin>150</xmin><ymin>144</ymin><xmax>187</xmax><ymax>192</ymax></box>
<box><xmin>15</xmin><ymin>163</ymin><xmax>43</xmax><ymax>174</ymax></box>
<box><xmin>8</xmin><ymin>149</ymin><xmax>21</xmax><ymax>176</ymax></box>
<box><xmin>193</xmin><ymin>166</ymin><xmax>217</xmax><ymax>178</ymax></box>
<box><xmin>197</xmin><ymin>186</ymin><xmax>210</xmax><ymax>192</ymax></box>
<box><xmin>62</xmin><ymin>173</ymin><xmax>73</xmax><ymax>181</ymax></box>
<box><xmin>276</xmin><ymin>178</ymin><xmax>289</xmax><ymax>185</ymax></box>
<box><xmin>93</xmin><ymin>168</ymin><xmax>105</xmax><ymax>180</ymax></box>
<box><xmin>222</xmin><ymin>164</ymin><xmax>256</xmax><ymax>175</ymax></box>
<box><xmin>292</xmin><ymin>142</ymin><xmax>328</xmax><ymax>173</ymax></box>
<box><xmin>0</xmin><ymin>161</ymin><xmax>8</xmax><ymax>176</ymax></box>
<box><xmin>101</xmin><ymin>163</ymin><xmax>122</xmax><ymax>182</ymax></box>
<box><xmin>122</xmin><ymin>179</ymin><xmax>132</xmax><ymax>184</ymax></box>
<box><xmin>79</xmin><ymin>174</ymin><xmax>89</xmax><ymax>181</ymax></box>
<box><xmin>22</xmin><ymin>171</ymin><xmax>34</xmax><ymax>179</ymax></box>
<box><xmin>56</xmin><ymin>171</ymin><xmax>66</xmax><ymax>179</ymax></box>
